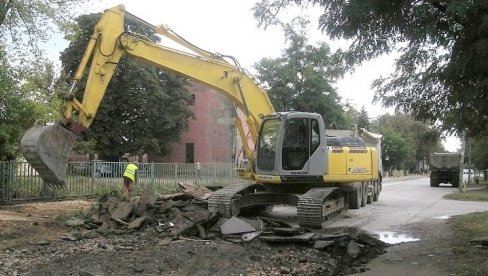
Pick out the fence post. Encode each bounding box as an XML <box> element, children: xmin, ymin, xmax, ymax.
<box><xmin>7</xmin><ymin>161</ymin><xmax>13</xmax><ymax>203</ymax></box>
<box><xmin>91</xmin><ymin>160</ymin><xmax>96</xmax><ymax>192</ymax></box>
<box><xmin>174</xmin><ymin>163</ymin><xmax>178</xmax><ymax>188</ymax></box>
<box><xmin>150</xmin><ymin>162</ymin><xmax>155</xmax><ymax>186</ymax></box>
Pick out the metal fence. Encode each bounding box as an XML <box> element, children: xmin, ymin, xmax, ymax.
<box><xmin>0</xmin><ymin>161</ymin><xmax>242</xmax><ymax>204</ymax></box>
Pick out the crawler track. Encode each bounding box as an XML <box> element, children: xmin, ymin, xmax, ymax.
<box><xmin>207</xmin><ymin>182</ymin><xmax>258</xmax><ymax>217</ymax></box>
<box><xmin>297</xmin><ymin>187</ymin><xmax>346</xmax><ymax>228</ymax></box>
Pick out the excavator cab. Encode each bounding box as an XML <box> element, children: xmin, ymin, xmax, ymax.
<box><xmin>255</xmin><ymin>112</ymin><xmax>327</xmax><ymax>183</ymax></box>
<box><xmin>21</xmin><ymin>122</ymin><xmax>77</xmax><ymax>188</ymax></box>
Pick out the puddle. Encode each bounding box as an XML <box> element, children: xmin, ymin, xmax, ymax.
<box><xmin>434</xmin><ymin>215</ymin><xmax>451</xmax><ymax>219</ymax></box>
<box><xmin>374</xmin><ymin>231</ymin><xmax>420</xmax><ymax>244</ymax></box>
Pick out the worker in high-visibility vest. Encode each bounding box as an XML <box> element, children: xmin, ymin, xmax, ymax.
<box><xmin>122</xmin><ymin>161</ymin><xmax>138</xmax><ymax>195</ymax></box>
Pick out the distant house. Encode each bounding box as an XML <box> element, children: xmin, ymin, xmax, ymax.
<box><xmin>149</xmin><ymin>82</ymin><xmax>249</xmax><ymax>164</ymax></box>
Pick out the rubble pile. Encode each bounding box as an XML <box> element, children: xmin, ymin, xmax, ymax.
<box><xmin>68</xmin><ymin>185</ymin><xmax>388</xmax><ymax>274</ymax></box>
<box><xmin>84</xmin><ymin>187</ymin><xmax>219</xmax><ymax>239</ymax></box>
<box><xmin>0</xmin><ymin>184</ymin><xmax>388</xmax><ymax>275</ymax></box>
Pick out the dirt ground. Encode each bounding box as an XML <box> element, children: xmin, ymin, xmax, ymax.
<box><xmin>0</xmin><ymin>199</ymin><xmax>486</xmax><ymax>275</ymax></box>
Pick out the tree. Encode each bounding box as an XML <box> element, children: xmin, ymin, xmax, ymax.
<box><xmin>357</xmin><ymin>106</ymin><xmax>370</xmax><ymax>129</ymax></box>
<box><xmin>253</xmin><ymin>0</ymin><xmax>488</xmax><ymax>138</ymax></box>
<box><xmin>60</xmin><ymin>13</ymin><xmax>193</xmax><ymax>160</ymax></box>
<box><xmin>373</xmin><ymin>113</ymin><xmax>443</xmax><ymax>171</ymax></box>
<box><xmin>471</xmin><ymin>137</ymin><xmax>488</xmax><ymax>170</ymax></box>
<box><xmin>0</xmin><ymin>0</ymin><xmax>87</xmax><ymax>60</ymax></box>
<box><xmin>0</xmin><ymin>46</ymin><xmax>55</xmax><ymax>160</ymax></box>
<box><xmin>253</xmin><ymin>18</ymin><xmax>349</xmax><ymax>128</ymax></box>
<box><xmin>381</xmin><ymin>128</ymin><xmax>412</xmax><ymax>172</ymax></box>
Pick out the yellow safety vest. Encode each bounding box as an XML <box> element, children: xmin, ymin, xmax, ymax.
<box><xmin>123</xmin><ymin>164</ymin><xmax>138</xmax><ymax>181</ymax></box>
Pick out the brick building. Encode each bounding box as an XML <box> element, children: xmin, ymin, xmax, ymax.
<box><xmin>151</xmin><ymin>82</ymin><xmax>248</xmax><ymax>164</ymax></box>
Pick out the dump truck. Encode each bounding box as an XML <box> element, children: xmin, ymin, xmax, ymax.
<box><xmin>429</xmin><ymin>152</ymin><xmax>461</xmax><ymax>187</ymax></box>
<box><xmin>21</xmin><ymin>5</ymin><xmax>383</xmax><ymax>228</ymax></box>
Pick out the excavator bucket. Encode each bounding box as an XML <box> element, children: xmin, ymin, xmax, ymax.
<box><xmin>21</xmin><ymin>123</ymin><xmax>77</xmax><ymax>188</ymax></box>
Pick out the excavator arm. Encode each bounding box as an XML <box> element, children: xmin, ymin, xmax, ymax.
<box><xmin>21</xmin><ymin>5</ymin><xmax>274</xmax><ymax>187</ymax></box>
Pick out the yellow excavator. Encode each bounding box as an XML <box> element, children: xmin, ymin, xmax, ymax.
<box><xmin>21</xmin><ymin>5</ymin><xmax>382</xmax><ymax>227</ymax></box>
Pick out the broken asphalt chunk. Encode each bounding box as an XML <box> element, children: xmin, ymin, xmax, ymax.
<box><xmin>259</xmin><ymin>232</ymin><xmax>315</xmax><ymax>243</ymax></box>
<box><xmin>314</xmin><ymin>240</ymin><xmax>335</xmax><ymax>250</ymax></box>
<box><xmin>134</xmin><ymin>186</ymin><xmax>156</xmax><ymax>217</ymax></box>
<box><xmin>65</xmin><ymin>218</ymin><xmax>85</xmax><ymax>227</ymax></box>
<box><xmin>220</xmin><ymin>216</ymin><xmax>256</xmax><ymax>235</ymax></box>
<box><xmin>110</xmin><ymin>201</ymin><xmax>133</xmax><ymax>220</ymax></box>
<box><xmin>270</xmin><ymin>227</ymin><xmax>304</xmax><ymax>236</ymax></box>
<box><xmin>241</xmin><ymin>218</ymin><xmax>266</xmax><ymax>231</ymax></box>
<box><xmin>178</xmin><ymin>182</ymin><xmax>213</xmax><ymax>200</ymax></box>
<box><xmin>242</xmin><ymin>231</ymin><xmax>263</xmax><ymax>242</ymax></box>
<box><xmin>128</xmin><ymin>216</ymin><xmax>147</xmax><ymax>230</ymax></box>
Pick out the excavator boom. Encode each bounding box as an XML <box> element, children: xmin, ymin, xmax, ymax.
<box><xmin>21</xmin><ymin>5</ymin><xmax>274</xmax><ymax>187</ymax></box>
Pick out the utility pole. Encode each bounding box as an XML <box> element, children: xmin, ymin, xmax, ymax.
<box><xmin>468</xmin><ymin>136</ymin><xmax>472</xmax><ymax>184</ymax></box>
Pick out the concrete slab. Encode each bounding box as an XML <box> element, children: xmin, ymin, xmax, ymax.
<box><xmin>259</xmin><ymin>232</ymin><xmax>315</xmax><ymax>242</ymax></box>
<box><xmin>111</xmin><ymin>201</ymin><xmax>133</xmax><ymax>220</ymax></box>
<box><xmin>270</xmin><ymin>227</ymin><xmax>303</xmax><ymax>236</ymax></box>
<box><xmin>314</xmin><ymin>240</ymin><xmax>334</xmax><ymax>250</ymax></box>
<box><xmin>178</xmin><ymin>182</ymin><xmax>213</xmax><ymax>200</ymax></box>
<box><xmin>220</xmin><ymin>216</ymin><xmax>256</xmax><ymax>235</ymax></box>
<box><xmin>241</xmin><ymin>218</ymin><xmax>265</xmax><ymax>231</ymax></box>
<box><xmin>65</xmin><ymin>218</ymin><xmax>85</xmax><ymax>227</ymax></box>
<box><xmin>184</xmin><ymin>210</ymin><xmax>211</xmax><ymax>224</ymax></box>
<box><xmin>242</xmin><ymin>231</ymin><xmax>263</xmax><ymax>242</ymax></box>
<box><xmin>134</xmin><ymin>187</ymin><xmax>155</xmax><ymax>216</ymax></box>
<box><xmin>128</xmin><ymin>216</ymin><xmax>147</xmax><ymax>230</ymax></box>
<box><xmin>158</xmin><ymin>200</ymin><xmax>173</xmax><ymax>214</ymax></box>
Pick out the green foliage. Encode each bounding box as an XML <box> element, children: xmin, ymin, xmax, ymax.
<box><xmin>60</xmin><ymin>13</ymin><xmax>193</xmax><ymax>159</ymax></box>
<box><xmin>342</xmin><ymin>103</ymin><xmax>359</xmax><ymax>129</ymax></box>
<box><xmin>357</xmin><ymin>106</ymin><xmax>370</xmax><ymax>129</ymax></box>
<box><xmin>0</xmin><ymin>0</ymin><xmax>87</xmax><ymax>61</ymax></box>
<box><xmin>253</xmin><ymin>0</ymin><xmax>488</xmax><ymax>138</ymax></box>
<box><xmin>253</xmin><ymin>18</ymin><xmax>348</xmax><ymax>128</ymax></box>
<box><xmin>471</xmin><ymin>137</ymin><xmax>488</xmax><ymax>169</ymax></box>
<box><xmin>54</xmin><ymin>207</ymin><xmax>88</xmax><ymax>224</ymax></box>
<box><xmin>0</xmin><ymin>47</ymin><xmax>57</xmax><ymax>160</ymax></box>
<box><xmin>380</xmin><ymin>128</ymin><xmax>412</xmax><ymax>171</ymax></box>
<box><xmin>72</xmin><ymin>139</ymin><xmax>96</xmax><ymax>156</ymax></box>
<box><xmin>373</xmin><ymin>113</ymin><xmax>443</xmax><ymax>171</ymax></box>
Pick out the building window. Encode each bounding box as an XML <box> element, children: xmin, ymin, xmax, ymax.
<box><xmin>185</xmin><ymin>143</ymin><xmax>194</xmax><ymax>163</ymax></box>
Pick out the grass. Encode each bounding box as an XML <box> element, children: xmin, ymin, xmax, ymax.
<box><xmin>53</xmin><ymin>206</ymin><xmax>90</xmax><ymax>224</ymax></box>
<box><xmin>448</xmin><ymin>211</ymin><xmax>488</xmax><ymax>275</ymax></box>
<box><xmin>441</xmin><ymin>177</ymin><xmax>488</xmax><ymax>274</ymax></box>
<box><xmin>443</xmin><ymin>178</ymin><xmax>488</xmax><ymax>201</ymax></box>
<box><xmin>444</xmin><ymin>186</ymin><xmax>488</xmax><ymax>201</ymax></box>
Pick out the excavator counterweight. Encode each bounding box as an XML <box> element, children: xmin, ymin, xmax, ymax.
<box><xmin>21</xmin><ymin>123</ymin><xmax>77</xmax><ymax>188</ymax></box>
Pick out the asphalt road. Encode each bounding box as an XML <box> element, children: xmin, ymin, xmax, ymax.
<box><xmin>267</xmin><ymin>176</ymin><xmax>488</xmax><ymax>239</ymax></box>
<box><xmin>328</xmin><ymin>176</ymin><xmax>488</xmax><ymax>234</ymax></box>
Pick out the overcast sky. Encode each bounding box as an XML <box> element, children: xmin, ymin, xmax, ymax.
<box><xmin>59</xmin><ymin>0</ymin><xmax>460</xmax><ymax>151</ymax></box>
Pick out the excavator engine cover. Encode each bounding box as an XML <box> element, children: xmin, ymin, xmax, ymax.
<box><xmin>21</xmin><ymin>124</ymin><xmax>77</xmax><ymax>188</ymax></box>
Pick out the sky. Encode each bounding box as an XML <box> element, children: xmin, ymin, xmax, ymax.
<box><xmin>53</xmin><ymin>0</ymin><xmax>460</xmax><ymax>151</ymax></box>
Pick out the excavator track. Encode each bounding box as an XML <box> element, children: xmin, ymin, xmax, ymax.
<box><xmin>207</xmin><ymin>182</ymin><xmax>259</xmax><ymax>217</ymax></box>
<box><xmin>297</xmin><ymin>187</ymin><xmax>346</xmax><ymax>228</ymax></box>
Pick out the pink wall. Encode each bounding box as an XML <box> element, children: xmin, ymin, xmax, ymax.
<box><xmin>155</xmin><ymin>82</ymin><xmax>237</xmax><ymax>163</ymax></box>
